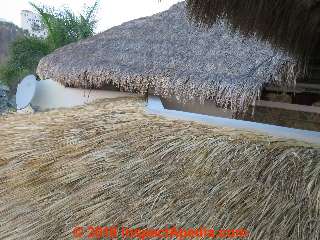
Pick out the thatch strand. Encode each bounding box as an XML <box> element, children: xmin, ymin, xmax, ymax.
<box><xmin>37</xmin><ymin>2</ymin><xmax>301</xmax><ymax>115</ymax></box>
<box><xmin>186</xmin><ymin>0</ymin><xmax>320</xmax><ymax>65</ymax></box>
<box><xmin>0</xmin><ymin>97</ymin><xmax>319</xmax><ymax>240</ymax></box>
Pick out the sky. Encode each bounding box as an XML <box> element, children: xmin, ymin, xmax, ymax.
<box><xmin>0</xmin><ymin>0</ymin><xmax>183</xmax><ymax>32</ymax></box>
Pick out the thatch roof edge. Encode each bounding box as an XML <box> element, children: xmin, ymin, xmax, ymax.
<box><xmin>37</xmin><ymin>56</ymin><xmax>300</xmax><ymax>115</ymax></box>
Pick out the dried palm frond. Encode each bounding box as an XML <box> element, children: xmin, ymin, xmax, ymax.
<box><xmin>0</xmin><ymin>97</ymin><xmax>319</xmax><ymax>239</ymax></box>
<box><xmin>186</xmin><ymin>0</ymin><xmax>320</xmax><ymax>66</ymax></box>
<box><xmin>37</xmin><ymin>2</ymin><xmax>301</xmax><ymax>115</ymax></box>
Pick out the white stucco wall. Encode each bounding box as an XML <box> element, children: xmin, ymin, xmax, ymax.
<box><xmin>161</xmin><ymin>97</ymin><xmax>233</xmax><ymax>118</ymax></box>
<box><xmin>30</xmin><ymin>79</ymin><xmax>137</xmax><ymax>110</ymax></box>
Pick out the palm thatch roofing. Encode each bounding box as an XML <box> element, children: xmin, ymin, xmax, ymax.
<box><xmin>0</xmin><ymin>97</ymin><xmax>319</xmax><ymax>239</ymax></box>
<box><xmin>186</xmin><ymin>0</ymin><xmax>320</xmax><ymax>65</ymax></box>
<box><xmin>37</xmin><ymin>2</ymin><xmax>300</xmax><ymax>115</ymax></box>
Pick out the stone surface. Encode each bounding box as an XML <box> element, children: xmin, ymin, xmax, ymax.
<box><xmin>0</xmin><ymin>21</ymin><xmax>24</xmax><ymax>65</ymax></box>
<box><xmin>0</xmin><ymin>84</ymin><xmax>15</xmax><ymax>114</ymax></box>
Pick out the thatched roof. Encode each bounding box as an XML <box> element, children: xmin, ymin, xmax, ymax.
<box><xmin>37</xmin><ymin>2</ymin><xmax>300</xmax><ymax>114</ymax></box>
<box><xmin>186</xmin><ymin>0</ymin><xmax>320</xmax><ymax>64</ymax></box>
<box><xmin>0</xmin><ymin>97</ymin><xmax>319</xmax><ymax>239</ymax></box>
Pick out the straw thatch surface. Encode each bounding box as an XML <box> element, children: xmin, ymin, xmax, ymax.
<box><xmin>186</xmin><ymin>0</ymin><xmax>320</xmax><ymax>65</ymax></box>
<box><xmin>0</xmin><ymin>97</ymin><xmax>319</xmax><ymax>240</ymax></box>
<box><xmin>37</xmin><ymin>2</ymin><xmax>300</xmax><ymax>115</ymax></box>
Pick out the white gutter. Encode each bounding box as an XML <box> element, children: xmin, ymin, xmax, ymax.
<box><xmin>146</xmin><ymin>96</ymin><xmax>320</xmax><ymax>145</ymax></box>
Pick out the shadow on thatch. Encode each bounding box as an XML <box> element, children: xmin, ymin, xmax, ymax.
<box><xmin>186</xmin><ymin>0</ymin><xmax>320</xmax><ymax>65</ymax></box>
<box><xmin>37</xmin><ymin>2</ymin><xmax>301</xmax><ymax>115</ymax></box>
<box><xmin>0</xmin><ymin>97</ymin><xmax>319</xmax><ymax>239</ymax></box>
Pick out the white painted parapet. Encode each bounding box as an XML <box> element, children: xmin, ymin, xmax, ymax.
<box><xmin>146</xmin><ymin>96</ymin><xmax>320</xmax><ymax>145</ymax></box>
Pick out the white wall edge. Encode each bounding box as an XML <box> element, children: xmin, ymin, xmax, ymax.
<box><xmin>146</xmin><ymin>96</ymin><xmax>320</xmax><ymax>145</ymax></box>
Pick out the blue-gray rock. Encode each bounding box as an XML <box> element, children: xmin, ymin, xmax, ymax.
<box><xmin>0</xmin><ymin>84</ymin><xmax>14</xmax><ymax>114</ymax></box>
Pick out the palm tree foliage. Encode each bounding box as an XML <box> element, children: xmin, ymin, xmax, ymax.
<box><xmin>0</xmin><ymin>1</ymin><xmax>99</xmax><ymax>91</ymax></box>
<box><xmin>0</xmin><ymin>37</ymin><xmax>50</xmax><ymax>90</ymax></box>
<box><xmin>30</xmin><ymin>1</ymin><xmax>99</xmax><ymax>51</ymax></box>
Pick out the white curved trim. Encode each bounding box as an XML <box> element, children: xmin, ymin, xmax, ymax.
<box><xmin>146</xmin><ymin>96</ymin><xmax>320</xmax><ymax>145</ymax></box>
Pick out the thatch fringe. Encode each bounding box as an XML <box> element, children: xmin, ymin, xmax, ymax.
<box><xmin>37</xmin><ymin>3</ymin><xmax>301</xmax><ymax>116</ymax></box>
<box><xmin>0</xmin><ymin>97</ymin><xmax>319</xmax><ymax>239</ymax></box>
<box><xmin>38</xmin><ymin>58</ymin><xmax>300</xmax><ymax>116</ymax></box>
<box><xmin>186</xmin><ymin>0</ymin><xmax>320</xmax><ymax>65</ymax></box>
